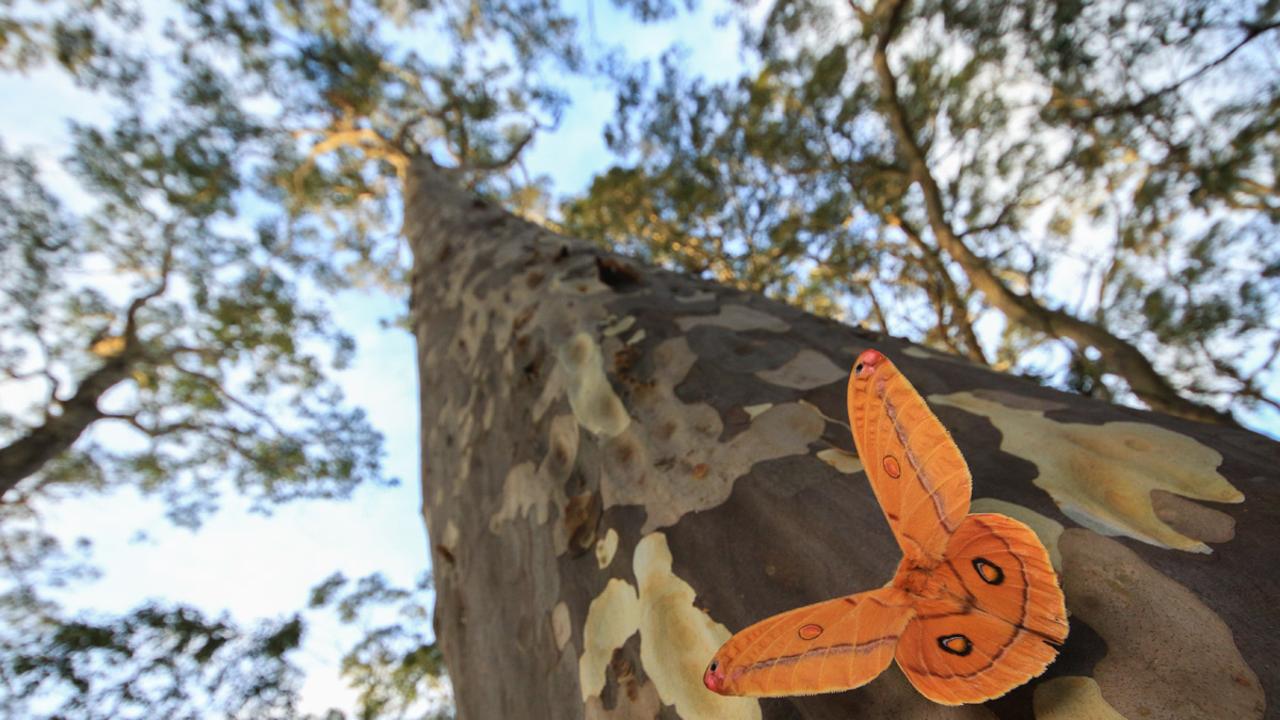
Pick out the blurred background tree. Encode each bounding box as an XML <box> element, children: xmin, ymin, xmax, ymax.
<box><xmin>1</xmin><ymin>0</ymin><xmax>587</xmax><ymax>714</ymax></box>
<box><xmin>1</xmin><ymin>0</ymin><xmax>1276</xmax><ymax>715</ymax></box>
<box><xmin>564</xmin><ymin>0</ymin><xmax>1279</xmax><ymax>425</ymax></box>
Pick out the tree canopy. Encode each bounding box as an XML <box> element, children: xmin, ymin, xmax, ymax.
<box><xmin>0</xmin><ymin>0</ymin><xmax>1277</xmax><ymax>715</ymax></box>
<box><xmin>565</xmin><ymin>0</ymin><xmax>1280</xmax><ymax>426</ymax></box>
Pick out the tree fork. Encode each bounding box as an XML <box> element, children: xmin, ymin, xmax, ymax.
<box><xmin>403</xmin><ymin>156</ymin><xmax>1276</xmax><ymax>719</ymax></box>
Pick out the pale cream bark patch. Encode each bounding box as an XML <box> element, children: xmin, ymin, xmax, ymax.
<box><xmin>576</xmin><ymin>534</ymin><xmax>760</xmax><ymax>719</ymax></box>
<box><xmin>552</xmin><ymin>601</ymin><xmax>572</xmax><ymax>651</ymax></box>
<box><xmin>560</xmin><ymin>332</ymin><xmax>631</xmax><ymax>438</ymax></box>
<box><xmin>595</xmin><ymin>527</ymin><xmax>619</xmax><ymax>569</ymax></box>
<box><xmin>600</xmin><ymin>337</ymin><xmax>824</xmax><ymax>532</ymax></box>
<box><xmin>931</xmin><ymin>391</ymin><xmax>1242</xmax><ymax>552</ymax></box>
<box><xmin>602</xmin><ymin>315</ymin><xmax>636</xmax><ymax>337</ymax></box>
<box><xmin>489</xmin><ymin>414</ymin><xmax>579</xmax><ymax>551</ymax></box>
<box><xmin>578</xmin><ymin>579</ymin><xmax>641</xmax><ymax>700</ymax></box>
<box><xmin>633</xmin><ymin>533</ymin><xmax>760</xmax><ymax>720</ymax></box>
<box><xmin>816</xmin><ymin>447</ymin><xmax>864</xmax><ymax>475</ymax></box>
<box><xmin>1033</xmin><ymin>676</ymin><xmax>1129</xmax><ymax>720</ymax></box>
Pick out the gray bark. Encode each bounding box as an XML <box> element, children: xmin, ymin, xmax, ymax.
<box><xmin>406</xmin><ymin>157</ymin><xmax>1277</xmax><ymax>720</ymax></box>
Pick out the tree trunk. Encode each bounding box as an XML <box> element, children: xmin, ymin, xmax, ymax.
<box><xmin>405</xmin><ymin>157</ymin><xmax>1277</xmax><ymax>720</ymax></box>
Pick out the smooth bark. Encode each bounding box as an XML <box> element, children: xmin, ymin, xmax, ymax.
<box><xmin>406</xmin><ymin>156</ymin><xmax>1276</xmax><ymax>720</ymax></box>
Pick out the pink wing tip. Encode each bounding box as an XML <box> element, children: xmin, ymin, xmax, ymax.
<box><xmin>855</xmin><ymin>349</ymin><xmax>885</xmax><ymax>377</ymax></box>
<box><xmin>703</xmin><ymin>662</ymin><xmax>727</xmax><ymax>694</ymax></box>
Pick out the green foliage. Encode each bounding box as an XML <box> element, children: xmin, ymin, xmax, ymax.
<box><xmin>169</xmin><ymin>0</ymin><xmax>579</xmax><ymax>291</ymax></box>
<box><xmin>568</xmin><ymin>0</ymin><xmax>1280</xmax><ymax>419</ymax></box>
<box><xmin>310</xmin><ymin>572</ymin><xmax>450</xmax><ymax>720</ymax></box>
<box><xmin>0</xmin><ymin>0</ymin><xmax>146</xmax><ymax>91</ymax></box>
<box><xmin>0</xmin><ymin>514</ymin><xmax>305</xmax><ymax>719</ymax></box>
<box><xmin>1</xmin><ymin>604</ymin><xmax>305</xmax><ymax>720</ymax></box>
<box><xmin>0</xmin><ymin>79</ymin><xmax>389</xmax><ymax>525</ymax></box>
<box><xmin>563</xmin><ymin>49</ymin><xmax>875</xmax><ymax>317</ymax></box>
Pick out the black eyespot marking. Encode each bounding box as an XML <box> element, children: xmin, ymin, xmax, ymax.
<box><xmin>855</xmin><ymin>362</ymin><xmax>864</xmax><ymax>374</ymax></box>
<box><xmin>938</xmin><ymin>634</ymin><xmax>972</xmax><ymax>656</ymax></box>
<box><xmin>972</xmin><ymin>557</ymin><xmax>1005</xmax><ymax>585</ymax></box>
<box><xmin>709</xmin><ymin>660</ymin><xmax>718</xmax><ymax>671</ymax></box>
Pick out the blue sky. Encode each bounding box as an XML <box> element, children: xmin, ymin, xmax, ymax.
<box><xmin>2</xmin><ymin>0</ymin><xmax>1276</xmax><ymax>715</ymax></box>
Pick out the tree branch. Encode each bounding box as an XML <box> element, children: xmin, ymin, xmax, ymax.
<box><xmin>1072</xmin><ymin>20</ymin><xmax>1280</xmax><ymax>123</ymax></box>
<box><xmin>866</xmin><ymin>0</ymin><xmax>1238</xmax><ymax>427</ymax></box>
<box><xmin>0</xmin><ymin>354</ymin><xmax>133</xmax><ymax>499</ymax></box>
<box><xmin>894</xmin><ymin>216</ymin><xmax>988</xmax><ymax>365</ymax></box>
<box><xmin>457</xmin><ymin>130</ymin><xmax>535</xmax><ymax>175</ymax></box>
<box><xmin>864</xmin><ymin>281</ymin><xmax>891</xmax><ymax>334</ymax></box>
<box><xmin>0</xmin><ymin>238</ymin><xmax>178</xmax><ymax>499</ymax></box>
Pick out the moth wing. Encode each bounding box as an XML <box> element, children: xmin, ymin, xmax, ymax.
<box><xmin>848</xmin><ymin>350</ymin><xmax>971</xmax><ymax>567</ymax></box>
<box><xmin>706</xmin><ymin>587</ymin><xmax>915</xmax><ymax>697</ymax></box>
<box><xmin>894</xmin><ymin>513</ymin><xmax>1068</xmax><ymax>705</ymax></box>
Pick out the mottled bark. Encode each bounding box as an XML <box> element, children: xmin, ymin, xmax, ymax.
<box><xmin>406</xmin><ymin>156</ymin><xmax>1277</xmax><ymax>720</ymax></box>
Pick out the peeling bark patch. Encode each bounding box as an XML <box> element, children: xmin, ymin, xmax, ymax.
<box><xmin>596</xmin><ymin>528</ymin><xmax>619</xmax><ymax>569</ymax></box>
<box><xmin>436</xmin><ymin>520</ymin><xmax>461</xmax><ymax>566</ymax></box>
<box><xmin>608</xmin><ymin>346</ymin><xmax>825</xmax><ymax>532</ymax></box>
<box><xmin>490</xmin><ymin>462</ymin><xmax>548</xmax><ymax>529</ymax></box>
<box><xmin>754</xmin><ymin>349</ymin><xmax>847</xmax><ymax>390</ymax></box>
<box><xmin>675</xmin><ymin>304</ymin><xmax>788</xmax><ymax>333</ymax></box>
<box><xmin>633</xmin><ymin>533</ymin><xmax>761</xmax><ymax>720</ymax></box>
<box><xmin>533</xmin><ymin>363</ymin><xmax>567</xmax><ymax>423</ymax></box>
<box><xmin>603</xmin><ymin>316</ymin><xmax>636</xmax><ymax>337</ymax></box>
<box><xmin>1033</xmin><ymin>676</ymin><xmax>1129</xmax><ymax>720</ymax></box>
<box><xmin>1059</xmin><ymin>529</ymin><xmax>1264</xmax><ymax>720</ymax></box>
<box><xmin>561</xmin><ymin>332</ymin><xmax>631</xmax><ymax>438</ymax></box>
<box><xmin>931</xmin><ymin>392</ymin><xmax>1243</xmax><ymax>553</ymax></box>
<box><xmin>578</xmin><ymin>534</ymin><xmax>761</xmax><ymax>718</ymax></box>
<box><xmin>798</xmin><ymin>399</ymin><xmax>850</xmax><ymax>431</ymax></box>
<box><xmin>579</xmin><ymin>579</ymin><xmax>641</xmax><ymax>700</ymax></box>
<box><xmin>553</xmin><ymin>602</ymin><xmax>572</xmax><ymax>651</ymax></box>
<box><xmin>489</xmin><ymin>414</ymin><xmax>579</xmax><ymax>540</ymax></box>
<box><xmin>970</xmin><ymin>498</ymin><xmax>1064</xmax><ymax>573</ymax></box>
<box><xmin>599</xmin><ymin>337</ymin><xmax>824</xmax><ymax>532</ymax></box>
<box><xmin>816</xmin><ymin>448</ymin><xmax>864</xmax><ymax>474</ymax></box>
<box><xmin>551</xmin><ymin>271</ymin><xmax>612</xmax><ymax>296</ymax></box>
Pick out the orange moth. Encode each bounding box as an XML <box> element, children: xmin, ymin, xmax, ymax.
<box><xmin>703</xmin><ymin>349</ymin><xmax>1068</xmax><ymax>705</ymax></box>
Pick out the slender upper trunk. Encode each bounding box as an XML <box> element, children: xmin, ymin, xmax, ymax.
<box><xmin>405</xmin><ymin>156</ymin><xmax>1275</xmax><ymax>720</ymax></box>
